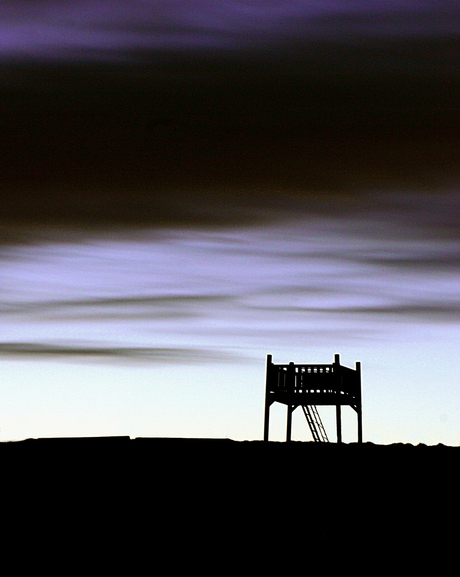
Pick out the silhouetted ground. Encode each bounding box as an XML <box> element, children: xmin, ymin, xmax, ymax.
<box><xmin>1</xmin><ymin>437</ymin><xmax>457</xmax><ymax>569</ymax></box>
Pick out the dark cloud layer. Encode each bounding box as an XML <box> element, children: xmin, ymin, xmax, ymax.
<box><xmin>0</xmin><ymin>1</ymin><xmax>459</xmax><ymax>231</ymax></box>
<box><xmin>0</xmin><ymin>342</ymin><xmax>242</xmax><ymax>364</ymax></box>
<box><xmin>0</xmin><ymin>294</ymin><xmax>230</xmax><ymax>319</ymax></box>
<box><xmin>1</xmin><ymin>1</ymin><xmax>458</xmax><ymax>61</ymax></box>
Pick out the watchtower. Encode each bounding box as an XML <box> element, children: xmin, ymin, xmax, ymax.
<box><xmin>263</xmin><ymin>354</ymin><xmax>362</xmax><ymax>443</ymax></box>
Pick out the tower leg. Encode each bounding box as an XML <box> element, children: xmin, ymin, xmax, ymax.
<box><xmin>264</xmin><ymin>354</ymin><xmax>272</xmax><ymax>442</ymax></box>
<box><xmin>263</xmin><ymin>399</ymin><xmax>270</xmax><ymax>442</ymax></box>
<box><xmin>336</xmin><ymin>404</ymin><xmax>342</xmax><ymax>444</ymax></box>
<box><xmin>356</xmin><ymin>361</ymin><xmax>363</xmax><ymax>444</ymax></box>
<box><xmin>357</xmin><ymin>406</ymin><xmax>363</xmax><ymax>444</ymax></box>
<box><xmin>286</xmin><ymin>405</ymin><xmax>293</xmax><ymax>442</ymax></box>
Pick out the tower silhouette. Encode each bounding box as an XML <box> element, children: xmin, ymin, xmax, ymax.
<box><xmin>264</xmin><ymin>354</ymin><xmax>362</xmax><ymax>443</ymax></box>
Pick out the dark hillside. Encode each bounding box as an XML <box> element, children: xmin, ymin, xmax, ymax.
<box><xmin>1</xmin><ymin>437</ymin><xmax>457</xmax><ymax>568</ymax></box>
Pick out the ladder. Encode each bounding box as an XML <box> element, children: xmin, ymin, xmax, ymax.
<box><xmin>302</xmin><ymin>405</ymin><xmax>329</xmax><ymax>442</ymax></box>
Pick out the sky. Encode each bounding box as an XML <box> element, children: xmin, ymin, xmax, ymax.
<box><xmin>0</xmin><ymin>1</ymin><xmax>459</xmax><ymax>443</ymax></box>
